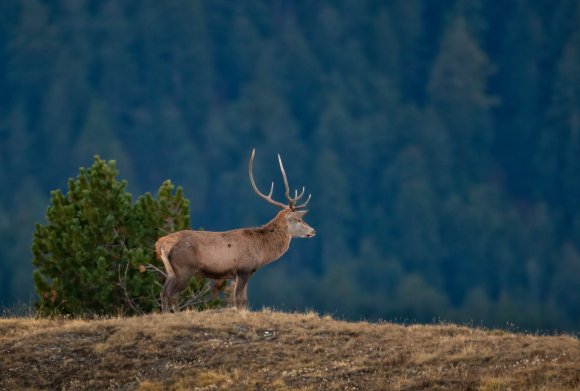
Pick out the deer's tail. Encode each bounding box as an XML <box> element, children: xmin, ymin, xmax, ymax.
<box><xmin>156</xmin><ymin>240</ymin><xmax>175</xmax><ymax>279</ymax></box>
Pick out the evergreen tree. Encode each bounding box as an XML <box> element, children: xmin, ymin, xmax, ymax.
<box><xmin>494</xmin><ymin>1</ymin><xmax>545</xmax><ymax>197</ymax></box>
<box><xmin>538</xmin><ymin>27</ymin><xmax>580</xmax><ymax>224</ymax></box>
<box><xmin>32</xmin><ymin>156</ymin><xmax>211</xmax><ymax>316</ymax></box>
<box><xmin>428</xmin><ymin>16</ymin><xmax>497</xmax><ymax>184</ymax></box>
<box><xmin>389</xmin><ymin>0</ymin><xmax>424</xmax><ymax>101</ymax></box>
<box><xmin>8</xmin><ymin>178</ymin><xmax>45</xmax><ymax>309</ymax></box>
<box><xmin>0</xmin><ymin>206</ymin><xmax>12</xmax><ymax>309</ymax></box>
<box><xmin>74</xmin><ymin>100</ymin><xmax>128</xmax><ymax>168</ymax></box>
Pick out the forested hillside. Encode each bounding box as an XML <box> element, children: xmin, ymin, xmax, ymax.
<box><xmin>1</xmin><ymin>0</ymin><xmax>579</xmax><ymax>331</ymax></box>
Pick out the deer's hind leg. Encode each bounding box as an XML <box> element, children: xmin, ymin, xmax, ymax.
<box><xmin>159</xmin><ymin>245</ymin><xmax>191</xmax><ymax>313</ymax></box>
<box><xmin>161</xmin><ymin>276</ymin><xmax>175</xmax><ymax>313</ymax></box>
<box><xmin>160</xmin><ymin>246</ymin><xmax>177</xmax><ymax>313</ymax></box>
<box><xmin>171</xmin><ymin>275</ymin><xmax>190</xmax><ymax>312</ymax></box>
<box><xmin>161</xmin><ymin>277</ymin><xmax>177</xmax><ymax>312</ymax></box>
<box><xmin>161</xmin><ymin>273</ymin><xmax>189</xmax><ymax>312</ymax></box>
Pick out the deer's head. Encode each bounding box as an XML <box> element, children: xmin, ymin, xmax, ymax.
<box><xmin>249</xmin><ymin>149</ymin><xmax>316</xmax><ymax>238</ymax></box>
<box><xmin>286</xmin><ymin>209</ymin><xmax>315</xmax><ymax>238</ymax></box>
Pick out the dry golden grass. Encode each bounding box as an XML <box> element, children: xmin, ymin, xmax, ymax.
<box><xmin>1</xmin><ymin>308</ymin><xmax>579</xmax><ymax>390</ymax></box>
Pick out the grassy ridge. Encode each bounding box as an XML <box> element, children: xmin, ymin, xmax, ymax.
<box><xmin>1</xmin><ymin>309</ymin><xmax>579</xmax><ymax>390</ymax></box>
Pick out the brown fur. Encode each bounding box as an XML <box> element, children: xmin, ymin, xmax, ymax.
<box><xmin>156</xmin><ymin>209</ymin><xmax>314</xmax><ymax>311</ymax></box>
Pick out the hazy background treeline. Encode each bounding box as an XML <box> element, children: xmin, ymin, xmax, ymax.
<box><xmin>1</xmin><ymin>0</ymin><xmax>579</xmax><ymax>331</ymax></box>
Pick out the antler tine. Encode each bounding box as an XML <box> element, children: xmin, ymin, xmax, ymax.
<box><xmin>268</xmin><ymin>182</ymin><xmax>274</xmax><ymax>198</ymax></box>
<box><xmin>277</xmin><ymin>154</ymin><xmax>291</xmax><ymax>201</ymax></box>
<box><xmin>294</xmin><ymin>193</ymin><xmax>311</xmax><ymax>209</ymax></box>
<box><xmin>249</xmin><ymin>149</ymin><xmax>287</xmax><ymax>209</ymax></box>
<box><xmin>278</xmin><ymin>154</ymin><xmax>308</xmax><ymax>208</ymax></box>
<box><xmin>295</xmin><ymin>186</ymin><xmax>305</xmax><ymax>201</ymax></box>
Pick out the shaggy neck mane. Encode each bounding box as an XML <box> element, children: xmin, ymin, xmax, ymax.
<box><xmin>249</xmin><ymin>210</ymin><xmax>292</xmax><ymax>263</ymax></box>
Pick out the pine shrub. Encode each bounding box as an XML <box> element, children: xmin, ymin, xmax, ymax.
<box><xmin>32</xmin><ymin>156</ymin><xmax>216</xmax><ymax>316</ymax></box>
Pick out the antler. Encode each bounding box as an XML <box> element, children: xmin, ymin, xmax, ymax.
<box><xmin>249</xmin><ymin>149</ymin><xmax>311</xmax><ymax>210</ymax></box>
<box><xmin>277</xmin><ymin>154</ymin><xmax>311</xmax><ymax>209</ymax></box>
<box><xmin>249</xmin><ymin>149</ymin><xmax>288</xmax><ymax>209</ymax></box>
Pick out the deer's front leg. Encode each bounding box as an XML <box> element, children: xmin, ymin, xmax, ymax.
<box><xmin>234</xmin><ymin>273</ymin><xmax>250</xmax><ymax>309</ymax></box>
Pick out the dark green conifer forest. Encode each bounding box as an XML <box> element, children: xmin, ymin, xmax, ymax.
<box><xmin>1</xmin><ymin>0</ymin><xmax>579</xmax><ymax>331</ymax></box>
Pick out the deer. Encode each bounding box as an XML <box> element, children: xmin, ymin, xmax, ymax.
<box><xmin>155</xmin><ymin>149</ymin><xmax>316</xmax><ymax>312</ymax></box>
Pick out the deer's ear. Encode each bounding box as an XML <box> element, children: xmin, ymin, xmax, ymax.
<box><xmin>289</xmin><ymin>210</ymin><xmax>308</xmax><ymax>219</ymax></box>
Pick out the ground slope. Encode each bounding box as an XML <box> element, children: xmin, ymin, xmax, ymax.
<box><xmin>1</xmin><ymin>309</ymin><xmax>579</xmax><ymax>390</ymax></box>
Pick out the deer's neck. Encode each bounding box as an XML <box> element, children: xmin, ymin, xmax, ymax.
<box><xmin>253</xmin><ymin>214</ymin><xmax>291</xmax><ymax>266</ymax></box>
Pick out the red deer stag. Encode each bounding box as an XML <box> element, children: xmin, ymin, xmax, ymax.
<box><xmin>156</xmin><ymin>149</ymin><xmax>315</xmax><ymax>312</ymax></box>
